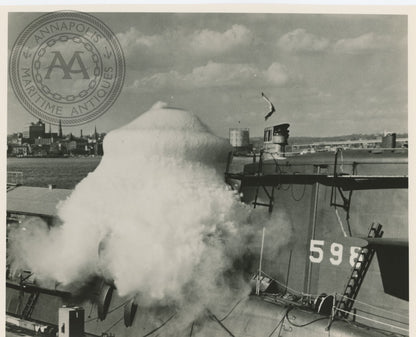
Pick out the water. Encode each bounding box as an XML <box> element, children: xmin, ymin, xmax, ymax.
<box><xmin>7</xmin><ymin>155</ymin><xmax>252</xmax><ymax>190</ymax></box>
<box><xmin>7</xmin><ymin>157</ymin><xmax>102</xmax><ymax>189</ymax></box>
<box><xmin>16</xmin><ymin>149</ymin><xmax>404</xmax><ymax>190</ymax></box>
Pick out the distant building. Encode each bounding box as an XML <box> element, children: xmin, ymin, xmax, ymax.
<box><xmin>8</xmin><ymin>133</ymin><xmax>23</xmax><ymax>145</ymax></box>
<box><xmin>31</xmin><ymin>146</ymin><xmax>48</xmax><ymax>157</ymax></box>
<box><xmin>67</xmin><ymin>139</ymin><xmax>89</xmax><ymax>154</ymax></box>
<box><xmin>291</xmin><ymin>134</ymin><xmax>407</xmax><ymax>153</ymax></box>
<box><xmin>35</xmin><ymin>137</ymin><xmax>55</xmax><ymax>146</ymax></box>
<box><xmin>229</xmin><ymin>128</ymin><xmax>250</xmax><ymax>147</ymax></box>
<box><xmin>94</xmin><ymin>142</ymin><xmax>104</xmax><ymax>156</ymax></box>
<box><xmin>49</xmin><ymin>142</ymin><xmax>65</xmax><ymax>155</ymax></box>
<box><xmin>381</xmin><ymin>132</ymin><xmax>396</xmax><ymax>148</ymax></box>
<box><xmin>29</xmin><ymin>119</ymin><xmax>45</xmax><ymax>140</ymax></box>
<box><xmin>229</xmin><ymin>128</ymin><xmax>252</xmax><ymax>153</ymax></box>
<box><xmin>10</xmin><ymin>144</ymin><xmax>30</xmax><ymax>156</ymax></box>
<box><xmin>58</xmin><ymin>120</ymin><xmax>63</xmax><ymax>138</ymax></box>
<box><xmin>7</xmin><ymin>120</ymin><xmax>106</xmax><ymax>157</ymax></box>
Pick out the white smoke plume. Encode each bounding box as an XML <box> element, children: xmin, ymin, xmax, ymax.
<box><xmin>10</xmin><ymin>103</ymin><xmax>243</xmax><ymax>292</ymax></box>
<box><xmin>8</xmin><ymin>102</ymin><xmax>293</xmax><ymax>331</ymax></box>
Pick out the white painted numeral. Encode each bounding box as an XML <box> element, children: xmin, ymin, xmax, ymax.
<box><xmin>309</xmin><ymin>240</ymin><xmax>363</xmax><ymax>267</ymax></box>
<box><xmin>349</xmin><ymin>246</ymin><xmax>362</xmax><ymax>267</ymax></box>
<box><xmin>309</xmin><ymin>240</ymin><xmax>324</xmax><ymax>263</ymax></box>
<box><xmin>330</xmin><ymin>243</ymin><xmax>343</xmax><ymax>265</ymax></box>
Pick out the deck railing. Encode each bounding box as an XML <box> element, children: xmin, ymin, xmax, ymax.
<box><xmin>7</xmin><ymin>171</ymin><xmax>23</xmax><ymax>186</ymax></box>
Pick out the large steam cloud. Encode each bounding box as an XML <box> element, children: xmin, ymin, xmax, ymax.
<box><xmin>9</xmin><ymin>103</ymin><xmax>245</xmax><ymax>298</ymax></box>
<box><xmin>8</xmin><ymin>102</ymin><xmax>293</xmax><ymax>322</ymax></box>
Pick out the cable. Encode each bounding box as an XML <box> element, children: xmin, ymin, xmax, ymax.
<box><xmin>261</xmin><ymin>270</ymin><xmax>320</xmax><ymax>298</ymax></box>
<box><xmin>87</xmin><ymin>303</ymin><xmax>95</xmax><ymax>319</ymax></box>
<box><xmin>103</xmin><ymin>316</ymin><xmax>124</xmax><ymax>334</ymax></box>
<box><xmin>267</xmin><ymin>308</ymin><xmax>290</xmax><ymax>337</ymax></box>
<box><xmin>85</xmin><ymin>315</ymin><xmax>99</xmax><ymax>323</ymax></box>
<box><xmin>189</xmin><ymin>322</ymin><xmax>194</xmax><ymax>337</ymax></box>
<box><xmin>141</xmin><ymin>312</ymin><xmax>176</xmax><ymax>337</ymax></box>
<box><xmin>285</xmin><ymin>307</ymin><xmax>327</xmax><ymax>327</ymax></box>
<box><xmin>339</xmin><ymin>316</ymin><xmax>408</xmax><ymax>337</ymax></box>
<box><xmin>85</xmin><ymin>298</ymin><xmax>133</xmax><ymax>323</ymax></box>
<box><xmin>208</xmin><ymin>310</ymin><xmax>236</xmax><ymax>337</ymax></box>
<box><xmin>334</xmin><ymin>308</ymin><xmax>409</xmax><ymax>333</ymax></box>
<box><xmin>219</xmin><ymin>296</ymin><xmax>247</xmax><ymax>321</ymax></box>
<box><xmin>269</xmin><ymin>153</ymin><xmax>282</xmax><ymax>174</ymax></box>
<box><xmin>355</xmin><ymin>308</ymin><xmax>408</xmax><ymax>326</ymax></box>
<box><xmin>290</xmin><ymin>184</ymin><xmax>306</xmax><ymax>201</ymax></box>
<box><xmin>258</xmin><ymin>270</ymin><xmax>409</xmax><ymax>332</ymax></box>
<box><xmin>108</xmin><ymin>299</ymin><xmax>133</xmax><ymax>315</ymax></box>
<box><xmin>279</xmin><ymin>184</ymin><xmax>291</xmax><ymax>191</ymax></box>
<box><xmin>334</xmin><ymin>294</ymin><xmax>409</xmax><ymax>319</ymax></box>
<box><xmin>256</xmin><ymin>270</ymin><xmax>409</xmax><ymax>334</ymax></box>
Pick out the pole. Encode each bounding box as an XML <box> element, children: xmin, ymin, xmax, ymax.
<box><xmin>306</xmin><ymin>165</ymin><xmax>321</xmax><ymax>295</ymax></box>
<box><xmin>256</xmin><ymin>226</ymin><xmax>266</xmax><ymax>295</ymax></box>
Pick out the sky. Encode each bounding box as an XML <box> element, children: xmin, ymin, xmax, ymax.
<box><xmin>7</xmin><ymin>11</ymin><xmax>408</xmax><ymax>138</ymax></box>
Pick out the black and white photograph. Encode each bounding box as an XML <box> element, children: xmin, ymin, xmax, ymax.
<box><xmin>3</xmin><ymin>4</ymin><xmax>412</xmax><ymax>337</ymax></box>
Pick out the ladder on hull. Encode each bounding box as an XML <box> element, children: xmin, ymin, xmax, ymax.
<box><xmin>253</xmin><ymin>184</ymin><xmax>275</xmax><ymax>212</ymax></box>
<box><xmin>22</xmin><ymin>291</ymin><xmax>40</xmax><ymax>320</ymax></box>
<box><xmin>252</xmin><ymin>150</ymin><xmax>275</xmax><ymax>213</ymax></box>
<box><xmin>336</xmin><ymin>223</ymin><xmax>383</xmax><ymax>318</ymax></box>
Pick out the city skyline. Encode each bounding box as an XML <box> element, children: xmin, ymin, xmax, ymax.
<box><xmin>8</xmin><ymin>118</ymin><xmax>104</xmax><ymax>138</ymax></box>
<box><xmin>8</xmin><ymin>12</ymin><xmax>408</xmax><ymax>138</ymax></box>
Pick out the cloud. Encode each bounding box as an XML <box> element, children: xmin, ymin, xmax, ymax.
<box><xmin>278</xmin><ymin>29</ymin><xmax>330</xmax><ymax>52</ymax></box>
<box><xmin>277</xmin><ymin>30</ymin><xmax>405</xmax><ymax>55</ymax></box>
<box><xmin>116</xmin><ymin>25</ymin><xmax>254</xmax><ymax>68</ymax></box>
<box><xmin>189</xmin><ymin>24</ymin><xmax>253</xmax><ymax>55</ymax></box>
<box><xmin>129</xmin><ymin>61</ymin><xmax>292</xmax><ymax>91</ymax></box>
<box><xmin>185</xmin><ymin>62</ymin><xmax>257</xmax><ymax>87</ymax></box>
<box><xmin>264</xmin><ymin>63</ymin><xmax>290</xmax><ymax>86</ymax></box>
<box><xmin>115</xmin><ymin>27</ymin><xmax>173</xmax><ymax>68</ymax></box>
<box><xmin>116</xmin><ymin>27</ymin><xmax>163</xmax><ymax>49</ymax></box>
<box><xmin>333</xmin><ymin>32</ymin><xmax>403</xmax><ymax>54</ymax></box>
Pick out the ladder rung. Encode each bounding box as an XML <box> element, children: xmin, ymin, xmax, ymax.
<box><xmin>253</xmin><ymin>202</ymin><xmax>271</xmax><ymax>207</ymax></box>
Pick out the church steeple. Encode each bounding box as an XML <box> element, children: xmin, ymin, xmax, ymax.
<box><xmin>58</xmin><ymin>120</ymin><xmax>63</xmax><ymax>138</ymax></box>
<box><xmin>94</xmin><ymin>126</ymin><xmax>98</xmax><ymax>140</ymax></box>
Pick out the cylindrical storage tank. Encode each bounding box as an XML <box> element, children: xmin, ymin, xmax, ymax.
<box><xmin>381</xmin><ymin>133</ymin><xmax>396</xmax><ymax>148</ymax></box>
<box><xmin>229</xmin><ymin>128</ymin><xmax>250</xmax><ymax>147</ymax></box>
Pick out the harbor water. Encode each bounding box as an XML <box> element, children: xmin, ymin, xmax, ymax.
<box><xmin>7</xmin><ymin>155</ymin><xmax>252</xmax><ymax>190</ymax></box>
<box><xmin>7</xmin><ymin>157</ymin><xmax>102</xmax><ymax>189</ymax></box>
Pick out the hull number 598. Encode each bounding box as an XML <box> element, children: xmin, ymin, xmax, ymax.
<box><xmin>309</xmin><ymin>240</ymin><xmax>362</xmax><ymax>267</ymax></box>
